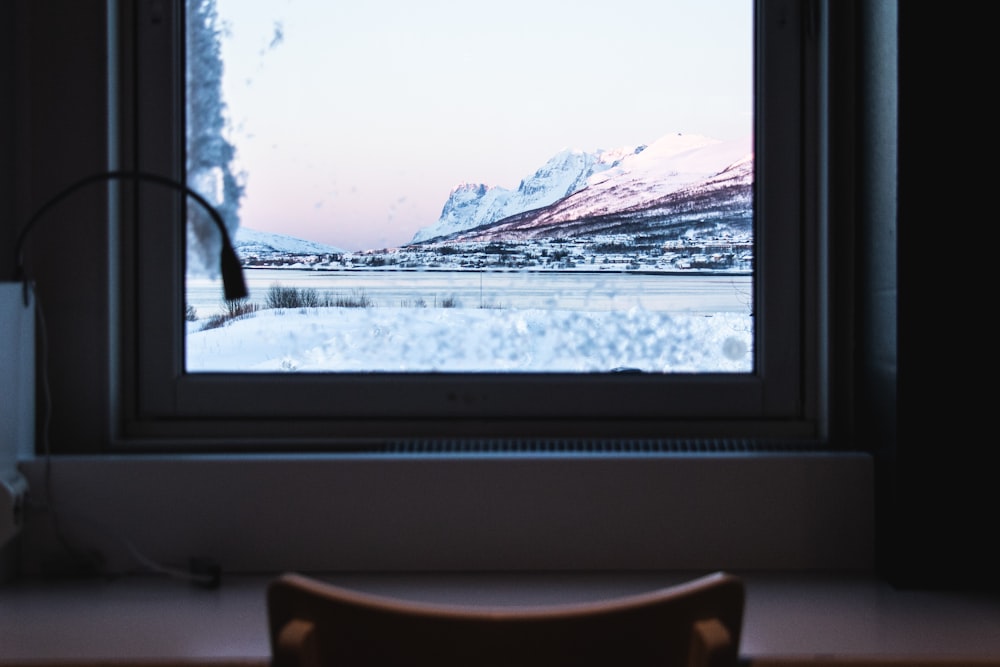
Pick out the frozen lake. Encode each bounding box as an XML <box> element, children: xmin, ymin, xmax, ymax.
<box><xmin>186</xmin><ymin>268</ymin><xmax>753</xmax><ymax>319</ymax></box>
<box><xmin>186</xmin><ymin>269</ymin><xmax>755</xmax><ymax>372</ymax></box>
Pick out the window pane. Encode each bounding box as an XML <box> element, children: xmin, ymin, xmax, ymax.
<box><xmin>184</xmin><ymin>0</ymin><xmax>754</xmax><ymax>374</ymax></box>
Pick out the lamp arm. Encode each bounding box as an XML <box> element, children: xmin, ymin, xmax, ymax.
<box><xmin>12</xmin><ymin>170</ymin><xmax>248</xmax><ymax>301</ymax></box>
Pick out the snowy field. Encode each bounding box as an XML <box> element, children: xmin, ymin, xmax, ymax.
<box><xmin>186</xmin><ymin>306</ymin><xmax>753</xmax><ymax>373</ymax></box>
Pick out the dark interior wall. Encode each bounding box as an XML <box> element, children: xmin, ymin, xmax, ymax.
<box><xmin>877</xmin><ymin>2</ymin><xmax>999</xmax><ymax>591</ymax></box>
<box><xmin>1</xmin><ymin>2</ymin><xmax>13</xmax><ymax>281</ymax></box>
<box><xmin>13</xmin><ymin>2</ymin><xmax>112</xmax><ymax>452</ymax></box>
<box><xmin>2</xmin><ymin>1</ymin><xmax>18</xmax><ymax>583</ymax></box>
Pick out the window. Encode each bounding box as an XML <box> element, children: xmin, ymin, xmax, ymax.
<box><xmin>183</xmin><ymin>0</ymin><xmax>755</xmax><ymax>377</ymax></box>
<box><xmin>126</xmin><ymin>0</ymin><xmax>821</xmax><ymax>444</ymax></box>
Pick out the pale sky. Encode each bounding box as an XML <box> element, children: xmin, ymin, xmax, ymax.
<box><xmin>213</xmin><ymin>0</ymin><xmax>753</xmax><ymax>251</ymax></box>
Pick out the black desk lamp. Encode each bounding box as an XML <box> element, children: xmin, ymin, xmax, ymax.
<box><xmin>12</xmin><ymin>170</ymin><xmax>248</xmax><ymax>301</ymax></box>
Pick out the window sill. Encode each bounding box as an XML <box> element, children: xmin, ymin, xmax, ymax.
<box><xmin>16</xmin><ymin>452</ymin><xmax>873</xmax><ymax>572</ymax></box>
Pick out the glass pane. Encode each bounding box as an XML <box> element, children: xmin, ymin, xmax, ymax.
<box><xmin>185</xmin><ymin>0</ymin><xmax>754</xmax><ymax>373</ymax></box>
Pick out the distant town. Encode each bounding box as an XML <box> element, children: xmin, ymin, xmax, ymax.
<box><xmin>237</xmin><ymin>232</ymin><xmax>754</xmax><ymax>275</ymax></box>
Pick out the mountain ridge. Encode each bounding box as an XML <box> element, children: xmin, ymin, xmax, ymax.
<box><xmin>410</xmin><ymin>143</ymin><xmax>644</xmax><ymax>243</ymax></box>
<box><xmin>233</xmin><ymin>227</ymin><xmax>347</xmax><ymax>257</ymax></box>
<box><xmin>410</xmin><ymin>133</ymin><xmax>752</xmax><ymax>246</ymax></box>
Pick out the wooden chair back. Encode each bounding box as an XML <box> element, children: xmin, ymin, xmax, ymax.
<box><xmin>268</xmin><ymin>571</ymin><xmax>744</xmax><ymax>667</ymax></box>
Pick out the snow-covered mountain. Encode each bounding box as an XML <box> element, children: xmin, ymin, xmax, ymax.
<box><xmin>411</xmin><ymin>133</ymin><xmax>752</xmax><ymax>245</ymax></box>
<box><xmin>463</xmin><ymin>146</ymin><xmax>753</xmax><ymax>243</ymax></box>
<box><xmin>410</xmin><ymin>144</ymin><xmax>644</xmax><ymax>243</ymax></box>
<box><xmin>233</xmin><ymin>227</ymin><xmax>347</xmax><ymax>258</ymax></box>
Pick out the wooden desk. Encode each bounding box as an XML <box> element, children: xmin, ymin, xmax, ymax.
<box><xmin>2</xmin><ymin>572</ymin><xmax>999</xmax><ymax>664</ymax></box>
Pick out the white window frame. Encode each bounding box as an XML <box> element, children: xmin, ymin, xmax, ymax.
<box><xmin>124</xmin><ymin>0</ymin><xmax>821</xmax><ymax>445</ymax></box>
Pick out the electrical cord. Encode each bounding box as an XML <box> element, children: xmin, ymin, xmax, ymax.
<box><xmin>25</xmin><ymin>288</ymin><xmax>221</xmax><ymax>588</ymax></box>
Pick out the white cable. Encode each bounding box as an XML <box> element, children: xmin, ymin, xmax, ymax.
<box><xmin>26</xmin><ymin>288</ymin><xmax>218</xmax><ymax>587</ymax></box>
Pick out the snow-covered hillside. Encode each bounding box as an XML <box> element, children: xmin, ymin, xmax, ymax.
<box><xmin>411</xmin><ymin>145</ymin><xmax>642</xmax><ymax>243</ymax></box>
<box><xmin>411</xmin><ymin>133</ymin><xmax>751</xmax><ymax>244</ymax></box>
<box><xmin>233</xmin><ymin>227</ymin><xmax>347</xmax><ymax>259</ymax></box>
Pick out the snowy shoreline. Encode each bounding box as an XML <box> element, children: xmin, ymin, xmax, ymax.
<box><xmin>241</xmin><ymin>265</ymin><xmax>753</xmax><ymax>277</ymax></box>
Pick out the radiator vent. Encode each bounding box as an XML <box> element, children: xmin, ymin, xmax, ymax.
<box><xmin>382</xmin><ymin>437</ymin><xmax>825</xmax><ymax>455</ymax></box>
